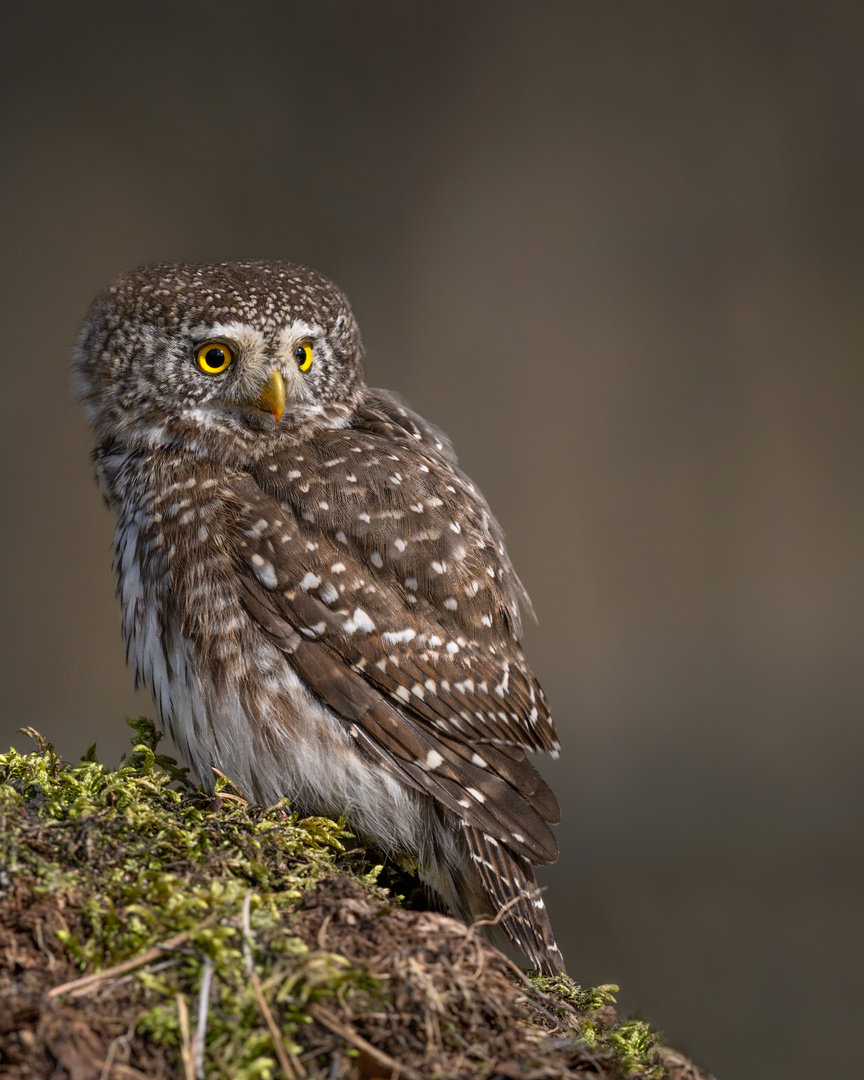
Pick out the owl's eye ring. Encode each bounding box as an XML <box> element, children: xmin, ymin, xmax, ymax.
<box><xmin>195</xmin><ymin>341</ymin><xmax>236</xmax><ymax>375</ymax></box>
<box><xmin>295</xmin><ymin>341</ymin><xmax>314</xmax><ymax>372</ymax></box>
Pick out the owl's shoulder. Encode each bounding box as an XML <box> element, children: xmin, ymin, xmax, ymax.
<box><xmin>241</xmin><ymin>390</ymin><xmax>466</xmax><ymax>518</ymax></box>
<box><xmin>352</xmin><ymin>388</ymin><xmax>459</xmax><ymax>466</ymax></box>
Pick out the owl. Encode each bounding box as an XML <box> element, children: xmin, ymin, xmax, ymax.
<box><xmin>73</xmin><ymin>261</ymin><xmax>565</xmax><ymax>975</ymax></box>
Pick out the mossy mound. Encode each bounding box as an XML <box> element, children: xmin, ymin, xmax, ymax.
<box><xmin>0</xmin><ymin>719</ymin><xmax>714</xmax><ymax>1079</ymax></box>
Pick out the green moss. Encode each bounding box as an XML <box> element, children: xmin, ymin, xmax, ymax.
<box><xmin>580</xmin><ymin>1016</ymin><xmax>664</xmax><ymax>1079</ymax></box>
<box><xmin>1</xmin><ymin>720</ymin><xmax>383</xmax><ymax>1075</ymax></box>
<box><xmin>1</xmin><ymin>719</ymin><xmax>359</xmax><ymax>968</ymax></box>
<box><xmin>528</xmin><ymin>974</ymin><xmax>666</xmax><ymax>1078</ymax></box>
<box><xmin>530</xmin><ymin>972</ymin><xmax>621</xmax><ymax>1013</ymax></box>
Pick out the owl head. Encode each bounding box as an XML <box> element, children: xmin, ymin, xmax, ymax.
<box><xmin>72</xmin><ymin>261</ymin><xmax>366</xmax><ymax>461</ymax></box>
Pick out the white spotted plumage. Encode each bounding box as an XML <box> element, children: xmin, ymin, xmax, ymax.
<box><xmin>73</xmin><ymin>259</ymin><xmax>565</xmax><ymax>975</ymax></box>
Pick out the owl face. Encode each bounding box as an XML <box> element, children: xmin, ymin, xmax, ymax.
<box><xmin>72</xmin><ymin>261</ymin><xmax>365</xmax><ymax>460</ymax></box>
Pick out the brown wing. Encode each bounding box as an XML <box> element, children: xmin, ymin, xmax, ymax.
<box><xmin>225</xmin><ymin>392</ymin><xmax>560</xmax><ymax>863</ymax></box>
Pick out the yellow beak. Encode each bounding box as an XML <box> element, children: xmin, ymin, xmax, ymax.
<box><xmin>254</xmin><ymin>369</ymin><xmax>285</xmax><ymax>422</ymax></box>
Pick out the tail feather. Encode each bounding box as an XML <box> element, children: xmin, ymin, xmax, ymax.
<box><xmin>463</xmin><ymin>824</ymin><xmax>565</xmax><ymax>976</ymax></box>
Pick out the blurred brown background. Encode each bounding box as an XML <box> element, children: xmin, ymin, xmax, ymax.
<box><xmin>2</xmin><ymin>2</ymin><xmax>862</xmax><ymax>1076</ymax></box>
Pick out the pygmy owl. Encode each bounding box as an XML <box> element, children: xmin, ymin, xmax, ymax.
<box><xmin>73</xmin><ymin>261</ymin><xmax>565</xmax><ymax>974</ymax></box>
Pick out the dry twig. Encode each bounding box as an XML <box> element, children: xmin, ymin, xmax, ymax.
<box><xmin>308</xmin><ymin>1002</ymin><xmax>423</xmax><ymax>1080</ymax></box>
<box><xmin>193</xmin><ymin>955</ymin><xmax>214</xmax><ymax>1080</ymax></box>
<box><xmin>47</xmin><ymin>918</ymin><xmax>215</xmax><ymax>1000</ymax></box>
<box><xmin>241</xmin><ymin>891</ymin><xmax>304</xmax><ymax>1080</ymax></box>
<box><xmin>248</xmin><ymin>969</ymin><xmax>304</xmax><ymax>1080</ymax></box>
<box><xmin>176</xmin><ymin>993</ymin><xmax>195</xmax><ymax>1080</ymax></box>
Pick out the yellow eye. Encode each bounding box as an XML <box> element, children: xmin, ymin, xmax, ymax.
<box><xmin>295</xmin><ymin>341</ymin><xmax>314</xmax><ymax>372</ymax></box>
<box><xmin>196</xmin><ymin>342</ymin><xmax>235</xmax><ymax>375</ymax></box>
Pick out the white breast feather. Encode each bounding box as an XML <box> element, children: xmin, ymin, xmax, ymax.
<box><xmin>115</xmin><ymin>513</ymin><xmax>423</xmax><ymax>854</ymax></box>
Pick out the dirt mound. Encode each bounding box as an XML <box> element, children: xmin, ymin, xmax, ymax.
<box><xmin>0</xmin><ymin>722</ymin><xmax>715</xmax><ymax>1079</ymax></box>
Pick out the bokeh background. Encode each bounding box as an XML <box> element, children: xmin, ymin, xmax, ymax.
<box><xmin>2</xmin><ymin>3</ymin><xmax>862</xmax><ymax>1076</ymax></box>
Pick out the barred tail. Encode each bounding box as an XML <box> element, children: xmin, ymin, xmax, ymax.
<box><xmin>463</xmin><ymin>824</ymin><xmax>566</xmax><ymax>976</ymax></box>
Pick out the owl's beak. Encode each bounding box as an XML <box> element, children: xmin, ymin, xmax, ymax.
<box><xmin>253</xmin><ymin>369</ymin><xmax>285</xmax><ymax>422</ymax></box>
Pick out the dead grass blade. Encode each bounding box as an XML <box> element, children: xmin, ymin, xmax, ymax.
<box><xmin>308</xmin><ymin>1002</ymin><xmax>423</xmax><ymax>1080</ymax></box>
